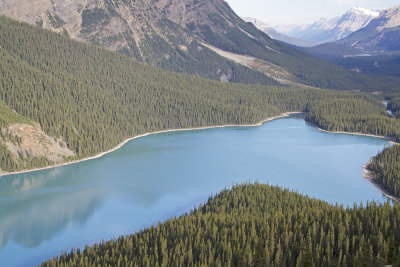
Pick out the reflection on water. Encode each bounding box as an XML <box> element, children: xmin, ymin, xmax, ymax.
<box><xmin>0</xmin><ymin>166</ymin><xmax>103</xmax><ymax>251</ymax></box>
<box><xmin>0</xmin><ymin>116</ymin><xmax>391</xmax><ymax>266</ymax></box>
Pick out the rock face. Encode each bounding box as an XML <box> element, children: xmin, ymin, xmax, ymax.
<box><xmin>3</xmin><ymin>123</ymin><xmax>75</xmax><ymax>163</ymax></box>
<box><xmin>338</xmin><ymin>6</ymin><xmax>400</xmax><ymax>52</ymax></box>
<box><xmin>0</xmin><ymin>0</ymin><xmax>254</xmax><ymax>63</ymax></box>
<box><xmin>330</xmin><ymin>7</ymin><xmax>379</xmax><ymax>41</ymax></box>
<box><xmin>0</xmin><ymin>0</ymin><xmax>290</xmax><ymax>85</ymax></box>
<box><xmin>278</xmin><ymin>7</ymin><xmax>379</xmax><ymax>43</ymax></box>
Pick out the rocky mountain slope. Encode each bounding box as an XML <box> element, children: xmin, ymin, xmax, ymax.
<box><xmin>338</xmin><ymin>5</ymin><xmax>400</xmax><ymax>52</ymax></box>
<box><xmin>0</xmin><ymin>0</ymin><xmax>277</xmax><ymax>85</ymax></box>
<box><xmin>242</xmin><ymin>17</ymin><xmax>318</xmax><ymax>47</ymax></box>
<box><xmin>0</xmin><ymin>101</ymin><xmax>74</xmax><ymax>173</ymax></box>
<box><xmin>295</xmin><ymin>6</ymin><xmax>400</xmax><ymax>77</ymax></box>
<box><xmin>0</xmin><ymin>0</ymin><xmax>391</xmax><ymax>90</ymax></box>
<box><xmin>278</xmin><ymin>7</ymin><xmax>379</xmax><ymax>43</ymax></box>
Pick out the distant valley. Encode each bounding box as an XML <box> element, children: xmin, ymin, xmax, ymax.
<box><xmin>242</xmin><ymin>17</ymin><xmax>318</xmax><ymax>47</ymax></box>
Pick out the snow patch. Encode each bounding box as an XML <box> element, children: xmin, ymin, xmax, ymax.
<box><xmin>348</xmin><ymin>7</ymin><xmax>379</xmax><ymax>17</ymax></box>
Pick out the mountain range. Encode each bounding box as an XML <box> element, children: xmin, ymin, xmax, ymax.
<box><xmin>1</xmin><ymin>0</ymin><xmax>397</xmax><ymax>91</ymax></box>
<box><xmin>295</xmin><ymin>5</ymin><xmax>400</xmax><ymax>77</ymax></box>
<box><xmin>276</xmin><ymin>7</ymin><xmax>379</xmax><ymax>44</ymax></box>
<box><xmin>242</xmin><ymin>17</ymin><xmax>318</xmax><ymax>47</ymax></box>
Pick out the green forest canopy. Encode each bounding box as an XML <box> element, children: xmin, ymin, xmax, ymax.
<box><xmin>41</xmin><ymin>183</ymin><xmax>400</xmax><ymax>267</ymax></box>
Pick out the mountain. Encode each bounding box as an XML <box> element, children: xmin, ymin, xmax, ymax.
<box><xmin>278</xmin><ymin>7</ymin><xmax>379</xmax><ymax>43</ymax></box>
<box><xmin>338</xmin><ymin>5</ymin><xmax>400</xmax><ymax>52</ymax></box>
<box><xmin>242</xmin><ymin>17</ymin><xmax>318</xmax><ymax>47</ymax></box>
<box><xmin>0</xmin><ymin>0</ymin><xmax>278</xmax><ymax>86</ymax></box>
<box><xmin>297</xmin><ymin>42</ymin><xmax>400</xmax><ymax>77</ymax></box>
<box><xmin>294</xmin><ymin>6</ymin><xmax>400</xmax><ymax>77</ymax></box>
<box><xmin>0</xmin><ymin>0</ymin><xmax>395</xmax><ymax>91</ymax></box>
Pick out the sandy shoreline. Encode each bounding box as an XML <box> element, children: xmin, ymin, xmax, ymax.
<box><xmin>2</xmin><ymin>111</ymin><xmax>398</xmax><ymax>203</ymax></box>
<box><xmin>362</xmin><ymin>164</ymin><xmax>399</xmax><ymax>203</ymax></box>
<box><xmin>309</xmin><ymin>123</ymin><xmax>398</xmax><ymax>144</ymax></box>
<box><xmin>0</xmin><ymin>112</ymin><xmax>301</xmax><ymax>177</ymax></box>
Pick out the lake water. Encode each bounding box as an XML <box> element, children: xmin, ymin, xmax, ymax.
<box><xmin>0</xmin><ymin>116</ymin><xmax>392</xmax><ymax>266</ymax></box>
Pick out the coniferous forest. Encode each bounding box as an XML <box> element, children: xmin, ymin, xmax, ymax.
<box><xmin>368</xmin><ymin>145</ymin><xmax>400</xmax><ymax>200</ymax></box>
<box><xmin>41</xmin><ymin>183</ymin><xmax>400</xmax><ymax>267</ymax></box>
<box><xmin>388</xmin><ymin>95</ymin><xmax>400</xmax><ymax>118</ymax></box>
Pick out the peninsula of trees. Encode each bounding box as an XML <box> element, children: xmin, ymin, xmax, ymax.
<box><xmin>41</xmin><ymin>183</ymin><xmax>400</xmax><ymax>267</ymax></box>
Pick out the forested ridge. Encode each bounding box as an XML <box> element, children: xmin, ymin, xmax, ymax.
<box><xmin>368</xmin><ymin>145</ymin><xmax>400</xmax><ymax>200</ymax></box>
<box><xmin>1</xmin><ymin>16</ymin><xmax>400</xmax><ymax>174</ymax></box>
<box><xmin>305</xmin><ymin>97</ymin><xmax>400</xmax><ymax>141</ymax></box>
<box><xmin>41</xmin><ymin>183</ymin><xmax>400</xmax><ymax>267</ymax></box>
<box><xmin>388</xmin><ymin>95</ymin><xmax>400</xmax><ymax>118</ymax></box>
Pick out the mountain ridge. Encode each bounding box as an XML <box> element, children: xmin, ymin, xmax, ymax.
<box><xmin>242</xmin><ymin>17</ymin><xmax>318</xmax><ymax>47</ymax></box>
<box><xmin>338</xmin><ymin>5</ymin><xmax>400</xmax><ymax>52</ymax></box>
<box><xmin>277</xmin><ymin>7</ymin><xmax>379</xmax><ymax>43</ymax></box>
<box><xmin>1</xmin><ymin>0</ymin><xmax>397</xmax><ymax>91</ymax></box>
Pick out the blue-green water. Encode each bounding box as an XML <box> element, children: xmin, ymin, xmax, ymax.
<box><xmin>0</xmin><ymin>116</ymin><xmax>391</xmax><ymax>266</ymax></box>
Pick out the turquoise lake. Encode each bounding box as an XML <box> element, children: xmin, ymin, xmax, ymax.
<box><xmin>0</xmin><ymin>115</ymin><xmax>392</xmax><ymax>266</ymax></box>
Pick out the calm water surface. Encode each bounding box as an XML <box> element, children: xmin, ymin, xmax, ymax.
<box><xmin>0</xmin><ymin>116</ymin><xmax>391</xmax><ymax>266</ymax></box>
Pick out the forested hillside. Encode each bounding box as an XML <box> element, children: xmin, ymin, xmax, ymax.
<box><xmin>41</xmin><ymin>183</ymin><xmax>400</xmax><ymax>267</ymax></box>
<box><xmin>368</xmin><ymin>145</ymin><xmax>400</xmax><ymax>200</ymax></box>
<box><xmin>1</xmin><ymin>16</ymin><xmax>400</xmax><ymax>174</ymax></box>
<box><xmin>0</xmin><ymin>101</ymin><xmax>32</xmax><ymax>171</ymax></box>
<box><xmin>1</xmin><ymin>1</ymin><xmax>400</xmax><ymax>90</ymax></box>
<box><xmin>388</xmin><ymin>95</ymin><xmax>400</xmax><ymax>118</ymax></box>
<box><xmin>306</xmin><ymin>97</ymin><xmax>400</xmax><ymax>140</ymax></box>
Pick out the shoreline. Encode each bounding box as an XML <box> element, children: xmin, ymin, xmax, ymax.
<box><xmin>362</xmin><ymin>164</ymin><xmax>399</xmax><ymax>203</ymax></box>
<box><xmin>308</xmin><ymin>122</ymin><xmax>398</xmax><ymax>144</ymax></box>
<box><xmin>307</xmin><ymin>122</ymin><xmax>400</xmax><ymax>202</ymax></box>
<box><xmin>0</xmin><ymin>112</ymin><xmax>302</xmax><ymax>177</ymax></box>
<box><xmin>2</xmin><ymin>111</ymin><xmax>398</xmax><ymax>203</ymax></box>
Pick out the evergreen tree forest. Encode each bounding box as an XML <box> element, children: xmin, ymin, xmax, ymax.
<box><xmin>41</xmin><ymin>183</ymin><xmax>400</xmax><ymax>267</ymax></box>
<box><xmin>305</xmin><ymin>97</ymin><xmax>400</xmax><ymax>141</ymax></box>
<box><xmin>368</xmin><ymin>145</ymin><xmax>400</xmax><ymax>200</ymax></box>
<box><xmin>388</xmin><ymin>95</ymin><xmax>400</xmax><ymax>118</ymax></box>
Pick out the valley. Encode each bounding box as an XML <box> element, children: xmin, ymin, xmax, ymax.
<box><xmin>0</xmin><ymin>0</ymin><xmax>399</xmax><ymax>266</ymax></box>
<box><xmin>276</xmin><ymin>5</ymin><xmax>400</xmax><ymax>78</ymax></box>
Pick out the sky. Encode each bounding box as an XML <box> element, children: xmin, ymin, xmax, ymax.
<box><xmin>224</xmin><ymin>0</ymin><xmax>400</xmax><ymax>26</ymax></box>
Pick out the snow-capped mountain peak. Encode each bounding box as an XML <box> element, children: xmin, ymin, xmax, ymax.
<box><xmin>276</xmin><ymin>7</ymin><xmax>381</xmax><ymax>43</ymax></box>
<box><xmin>347</xmin><ymin>7</ymin><xmax>379</xmax><ymax>17</ymax></box>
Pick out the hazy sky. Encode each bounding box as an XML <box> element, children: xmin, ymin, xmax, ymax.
<box><xmin>224</xmin><ymin>0</ymin><xmax>399</xmax><ymax>26</ymax></box>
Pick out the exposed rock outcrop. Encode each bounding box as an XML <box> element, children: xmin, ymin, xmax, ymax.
<box><xmin>2</xmin><ymin>123</ymin><xmax>75</xmax><ymax>163</ymax></box>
